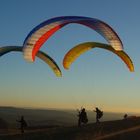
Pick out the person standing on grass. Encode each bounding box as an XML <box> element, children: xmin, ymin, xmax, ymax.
<box><xmin>94</xmin><ymin>107</ymin><xmax>103</xmax><ymax>123</ymax></box>
<box><xmin>78</xmin><ymin>108</ymin><xmax>88</xmax><ymax>127</ymax></box>
<box><xmin>17</xmin><ymin>116</ymin><xmax>27</xmax><ymax>133</ymax></box>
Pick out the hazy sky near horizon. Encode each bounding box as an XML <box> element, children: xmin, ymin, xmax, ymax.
<box><xmin>0</xmin><ymin>0</ymin><xmax>140</xmax><ymax>113</ymax></box>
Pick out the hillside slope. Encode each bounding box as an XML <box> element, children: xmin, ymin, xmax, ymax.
<box><xmin>1</xmin><ymin>118</ymin><xmax>140</xmax><ymax>140</ymax></box>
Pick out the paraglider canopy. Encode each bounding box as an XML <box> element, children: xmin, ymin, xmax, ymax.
<box><xmin>63</xmin><ymin>42</ymin><xmax>134</xmax><ymax>72</ymax></box>
<box><xmin>23</xmin><ymin>16</ymin><xmax>123</xmax><ymax>62</ymax></box>
<box><xmin>0</xmin><ymin>46</ymin><xmax>62</xmax><ymax>77</ymax></box>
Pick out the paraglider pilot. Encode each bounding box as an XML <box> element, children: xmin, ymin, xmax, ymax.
<box><xmin>94</xmin><ymin>107</ymin><xmax>103</xmax><ymax>123</ymax></box>
<box><xmin>124</xmin><ymin>114</ymin><xmax>128</xmax><ymax>120</ymax></box>
<box><xmin>16</xmin><ymin>116</ymin><xmax>27</xmax><ymax>134</ymax></box>
<box><xmin>77</xmin><ymin>108</ymin><xmax>88</xmax><ymax>127</ymax></box>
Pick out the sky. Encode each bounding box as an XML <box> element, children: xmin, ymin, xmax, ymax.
<box><xmin>0</xmin><ymin>0</ymin><xmax>140</xmax><ymax>113</ymax></box>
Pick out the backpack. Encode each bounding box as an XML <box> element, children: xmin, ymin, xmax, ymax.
<box><xmin>23</xmin><ymin>120</ymin><xmax>28</xmax><ymax>127</ymax></box>
<box><xmin>98</xmin><ymin>111</ymin><xmax>103</xmax><ymax>119</ymax></box>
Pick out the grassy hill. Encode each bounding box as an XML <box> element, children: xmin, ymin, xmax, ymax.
<box><xmin>0</xmin><ymin>106</ymin><xmax>140</xmax><ymax>139</ymax></box>
<box><xmin>1</xmin><ymin>118</ymin><xmax>140</xmax><ymax>140</ymax></box>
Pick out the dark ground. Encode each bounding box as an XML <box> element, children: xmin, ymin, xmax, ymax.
<box><xmin>1</xmin><ymin>118</ymin><xmax>140</xmax><ymax>140</ymax></box>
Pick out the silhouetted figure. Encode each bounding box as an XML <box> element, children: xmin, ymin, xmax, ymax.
<box><xmin>17</xmin><ymin>116</ymin><xmax>27</xmax><ymax>134</ymax></box>
<box><xmin>77</xmin><ymin>108</ymin><xmax>88</xmax><ymax>127</ymax></box>
<box><xmin>124</xmin><ymin>114</ymin><xmax>128</xmax><ymax>120</ymax></box>
<box><xmin>94</xmin><ymin>107</ymin><xmax>103</xmax><ymax>123</ymax></box>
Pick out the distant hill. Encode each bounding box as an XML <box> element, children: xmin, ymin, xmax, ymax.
<box><xmin>0</xmin><ymin>106</ymin><xmax>131</xmax><ymax>128</ymax></box>
<box><xmin>0</xmin><ymin>106</ymin><xmax>76</xmax><ymax>128</ymax></box>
